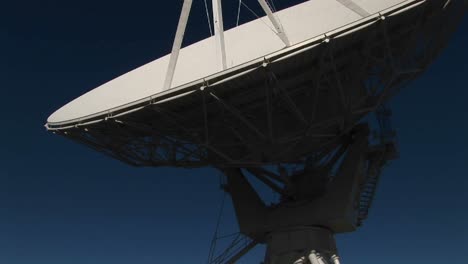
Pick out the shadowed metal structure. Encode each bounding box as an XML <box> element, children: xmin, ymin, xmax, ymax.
<box><xmin>46</xmin><ymin>0</ymin><xmax>467</xmax><ymax>263</ymax></box>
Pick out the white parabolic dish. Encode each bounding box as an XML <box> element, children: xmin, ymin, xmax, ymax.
<box><xmin>47</xmin><ymin>0</ymin><xmax>419</xmax><ymax>126</ymax></box>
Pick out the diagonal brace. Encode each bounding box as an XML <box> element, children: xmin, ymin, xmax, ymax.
<box><xmin>163</xmin><ymin>0</ymin><xmax>193</xmax><ymax>90</ymax></box>
<box><xmin>257</xmin><ymin>0</ymin><xmax>290</xmax><ymax>46</ymax></box>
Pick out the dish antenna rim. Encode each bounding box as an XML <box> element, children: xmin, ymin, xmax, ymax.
<box><xmin>45</xmin><ymin>0</ymin><xmax>425</xmax><ymax>130</ymax></box>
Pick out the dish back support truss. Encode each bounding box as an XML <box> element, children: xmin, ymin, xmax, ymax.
<box><xmin>54</xmin><ymin>0</ymin><xmax>464</xmax><ymax>168</ymax></box>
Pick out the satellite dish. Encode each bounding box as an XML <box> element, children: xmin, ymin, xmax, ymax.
<box><xmin>46</xmin><ymin>0</ymin><xmax>467</xmax><ymax>263</ymax></box>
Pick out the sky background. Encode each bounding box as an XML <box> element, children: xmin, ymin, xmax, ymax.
<box><xmin>3</xmin><ymin>0</ymin><xmax>468</xmax><ymax>263</ymax></box>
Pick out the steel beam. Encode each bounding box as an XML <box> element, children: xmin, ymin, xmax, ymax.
<box><xmin>224</xmin><ymin>239</ymin><xmax>258</xmax><ymax>264</ymax></box>
<box><xmin>257</xmin><ymin>0</ymin><xmax>290</xmax><ymax>46</ymax></box>
<box><xmin>213</xmin><ymin>0</ymin><xmax>228</xmax><ymax>70</ymax></box>
<box><xmin>210</xmin><ymin>91</ymin><xmax>267</xmax><ymax>140</ymax></box>
<box><xmin>245</xmin><ymin>168</ymin><xmax>289</xmax><ymax>197</ymax></box>
<box><xmin>163</xmin><ymin>0</ymin><xmax>193</xmax><ymax>90</ymax></box>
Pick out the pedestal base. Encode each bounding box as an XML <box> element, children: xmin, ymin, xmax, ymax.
<box><xmin>264</xmin><ymin>227</ymin><xmax>341</xmax><ymax>264</ymax></box>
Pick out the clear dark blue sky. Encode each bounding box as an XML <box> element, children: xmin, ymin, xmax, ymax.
<box><xmin>3</xmin><ymin>1</ymin><xmax>467</xmax><ymax>263</ymax></box>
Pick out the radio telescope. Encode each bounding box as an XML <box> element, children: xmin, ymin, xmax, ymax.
<box><xmin>46</xmin><ymin>0</ymin><xmax>467</xmax><ymax>263</ymax></box>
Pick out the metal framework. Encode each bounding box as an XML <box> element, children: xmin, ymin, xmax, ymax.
<box><xmin>163</xmin><ymin>0</ymin><xmax>288</xmax><ymax>90</ymax></box>
<box><xmin>46</xmin><ymin>1</ymin><xmax>467</xmax><ymax>263</ymax></box>
<box><xmin>51</xmin><ymin>0</ymin><xmax>464</xmax><ymax>169</ymax></box>
<box><xmin>221</xmin><ymin>124</ymin><xmax>394</xmax><ymax>261</ymax></box>
<box><xmin>208</xmin><ymin>233</ymin><xmax>257</xmax><ymax>264</ymax></box>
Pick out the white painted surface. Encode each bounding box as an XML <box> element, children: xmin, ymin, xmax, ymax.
<box><xmin>48</xmin><ymin>0</ymin><xmax>409</xmax><ymax>124</ymax></box>
<box><xmin>212</xmin><ymin>0</ymin><xmax>227</xmax><ymax>70</ymax></box>
<box><xmin>163</xmin><ymin>0</ymin><xmax>193</xmax><ymax>91</ymax></box>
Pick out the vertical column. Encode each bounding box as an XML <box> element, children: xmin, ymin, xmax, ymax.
<box><xmin>212</xmin><ymin>0</ymin><xmax>227</xmax><ymax>70</ymax></box>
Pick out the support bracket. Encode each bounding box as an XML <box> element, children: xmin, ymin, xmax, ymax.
<box><xmin>257</xmin><ymin>0</ymin><xmax>291</xmax><ymax>46</ymax></box>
